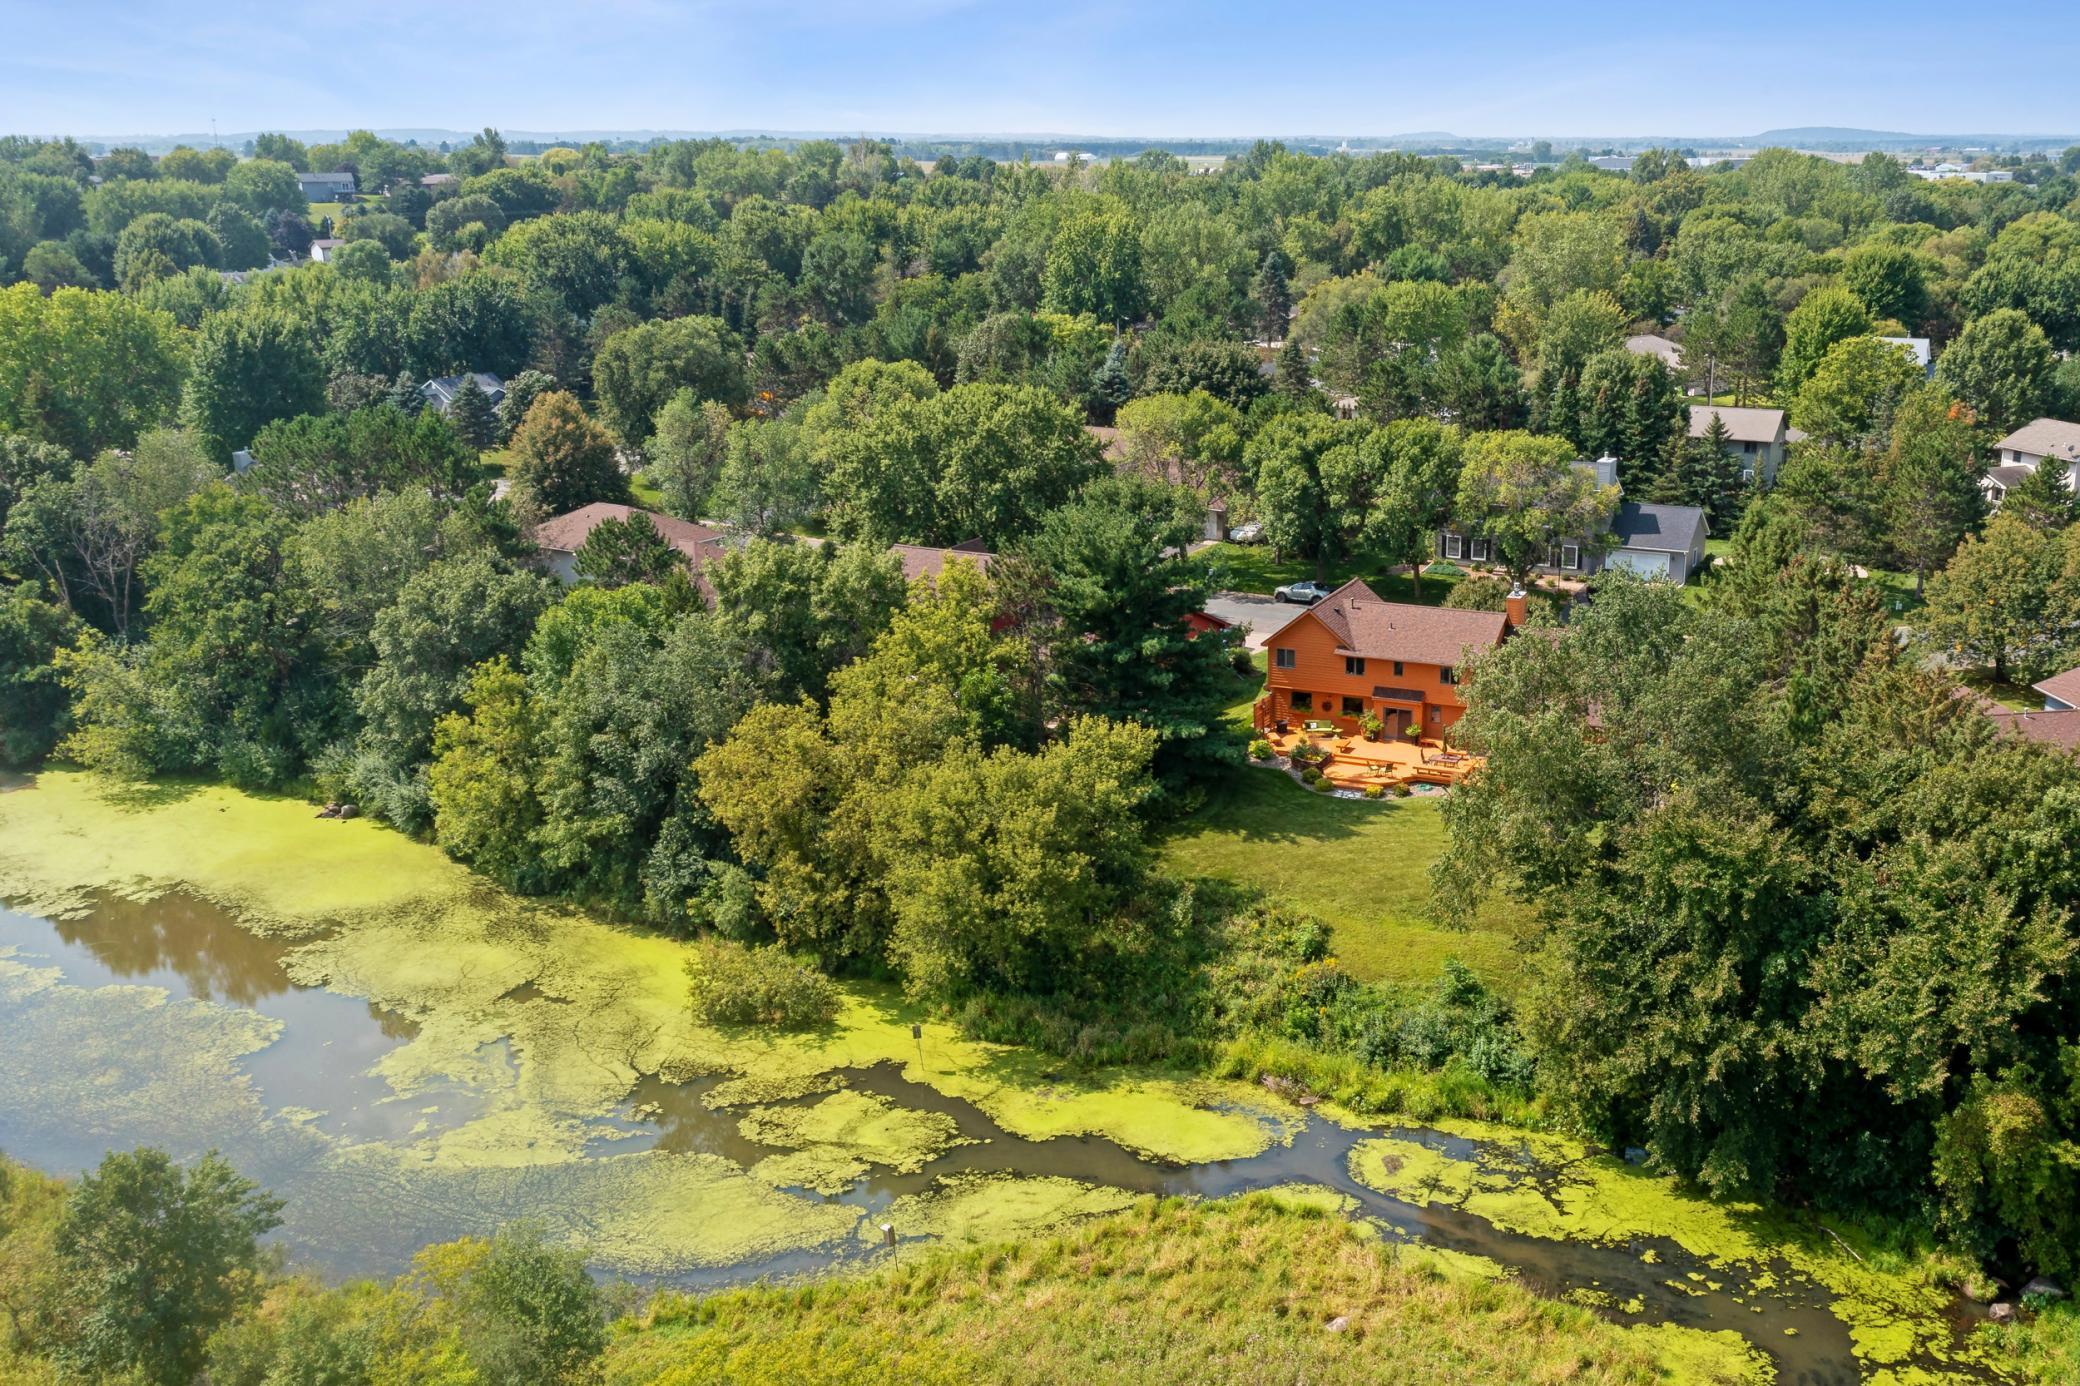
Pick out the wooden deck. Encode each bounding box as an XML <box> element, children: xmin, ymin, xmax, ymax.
<box><xmin>1259</xmin><ymin>727</ymin><xmax>1482</xmax><ymax>791</ymax></box>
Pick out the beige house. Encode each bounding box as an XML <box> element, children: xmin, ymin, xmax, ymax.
<box><xmin>1689</xmin><ymin>405</ymin><xmax>1789</xmax><ymax>484</ymax></box>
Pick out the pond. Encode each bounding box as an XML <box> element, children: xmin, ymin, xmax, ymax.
<box><xmin>0</xmin><ymin>775</ymin><xmax>2006</xmax><ymax>1383</ymax></box>
<box><xmin>0</xmin><ymin>886</ymin><xmax>1996</xmax><ymax>1381</ymax></box>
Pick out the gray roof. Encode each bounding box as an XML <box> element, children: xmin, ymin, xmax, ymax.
<box><xmin>1986</xmin><ymin>463</ymin><xmax>2035</xmax><ymax>491</ymax></box>
<box><xmin>1994</xmin><ymin>418</ymin><xmax>2080</xmax><ymax>463</ymax></box>
<box><xmin>420</xmin><ymin>373</ymin><xmax>507</xmax><ymax>408</ymax></box>
<box><xmin>1624</xmin><ymin>334</ymin><xmax>1683</xmax><ymax>369</ymax></box>
<box><xmin>1688</xmin><ymin>405</ymin><xmax>1785</xmax><ymax>445</ymax></box>
<box><xmin>1611</xmin><ymin>500</ymin><xmax>1705</xmax><ymax>554</ymax></box>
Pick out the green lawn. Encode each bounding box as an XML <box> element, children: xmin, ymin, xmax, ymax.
<box><xmin>1958</xmin><ymin>669</ymin><xmax>2046</xmax><ymax>712</ymax></box>
<box><xmin>1199</xmin><ymin>543</ymin><xmax>1463</xmax><ymax>604</ymax></box>
<box><xmin>1162</xmin><ymin>768</ymin><xmax>1534</xmax><ymax>994</ymax></box>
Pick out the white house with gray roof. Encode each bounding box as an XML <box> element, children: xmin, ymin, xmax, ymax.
<box><xmin>1437</xmin><ymin>456</ymin><xmax>1709</xmax><ymax>584</ymax></box>
<box><xmin>1986</xmin><ymin>418</ymin><xmax>2080</xmax><ymax>507</ymax></box>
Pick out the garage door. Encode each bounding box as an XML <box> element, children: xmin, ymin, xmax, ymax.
<box><xmin>1606</xmin><ymin>550</ymin><xmax>1672</xmax><ymax>579</ymax></box>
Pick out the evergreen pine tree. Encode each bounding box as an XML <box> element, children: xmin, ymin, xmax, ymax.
<box><xmin>448</xmin><ymin>374</ymin><xmax>498</xmax><ymax>449</ymax></box>
<box><xmin>1999</xmin><ymin>458</ymin><xmax>2077</xmax><ymax>532</ymax></box>
<box><xmin>1090</xmin><ymin>338</ymin><xmax>1131</xmax><ymax>422</ymax></box>
<box><xmin>1690</xmin><ymin>413</ymin><xmax>1749</xmax><ymax>532</ymax></box>
<box><xmin>386</xmin><ymin>372</ymin><xmax>424</xmax><ymax>417</ymax></box>
<box><xmin>1274</xmin><ymin>336</ymin><xmax>1314</xmax><ymax>399</ymax></box>
<box><xmin>1252</xmin><ymin>251</ymin><xmax>1293</xmax><ymax>344</ymax></box>
<box><xmin>1639</xmin><ymin>438</ymin><xmax>1692</xmax><ymax>506</ymax></box>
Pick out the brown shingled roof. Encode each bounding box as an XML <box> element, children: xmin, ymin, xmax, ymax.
<box><xmin>533</xmin><ymin>503</ymin><xmax>729</xmax><ymax>566</ymax></box>
<box><xmin>891</xmin><ymin>543</ymin><xmax>996</xmax><ymax>583</ymax></box>
<box><xmin>1272</xmin><ymin>579</ymin><xmax>1509</xmax><ymax>666</ymax></box>
<box><xmin>1986</xmin><ymin>708</ymin><xmax>2080</xmax><ymax>752</ymax></box>
<box><xmin>2032</xmin><ymin>665</ymin><xmax>2080</xmax><ymax>710</ymax></box>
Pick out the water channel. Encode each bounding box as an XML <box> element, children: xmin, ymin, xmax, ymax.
<box><xmin>0</xmin><ymin>889</ymin><xmax>1989</xmax><ymax>1384</ymax></box>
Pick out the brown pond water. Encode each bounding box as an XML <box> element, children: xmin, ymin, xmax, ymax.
<box><xmin>0</xmin><ymin>890</ymin><xmax>1982</xmax><ymax>1385</ymax></box>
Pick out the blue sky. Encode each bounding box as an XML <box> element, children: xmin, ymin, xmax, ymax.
<box><xmin>4</xmin><ymin>0</ymin><xmax>2078</xmax><ymax>140</ymax></box>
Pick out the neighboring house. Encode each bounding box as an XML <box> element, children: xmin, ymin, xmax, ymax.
<box><xmin>2034</xmin><ymin>665</ymin><xmax>2080</xmax><ymax>712</ymax></box>
<box><xmin>308</xmin><ymin>239</ymin><xmax>345</xmax><ymax>263</ymax></box>
<box><xmin>420</xmin><ymin>372</ymin><xmax>507</xmax><ymax>415</ymax></box>
<box><xmin>1984</xmin><ymin>708</ymin><xmax>2080</xmax><ymax>752</ymax></box>
<box><xmin>1983</xmin><ymin>463</ymin><xmax>2036</xmax><ymax>507</ymax></box>
<box><xmin>297</xmin><ymin>170</ymin><xmax>357</xmax><ymax>201</ymax></box>
<box><xmin>1183</xmin><ymin>609</ymin><xmax>1233</xmax><ymax>639</ymax></box>
<box><xmin>532</xmin><ymin>503</ymin><xmax>730</xmax><ymax>585</ymax></box>
<box><xmin>1987</xmin><ymin>418</ymin><xmax>2080</xmax><ymax>503</ymax></box>
<box><xmin>890</xmin><ymin>541</ymin><xmax>995</xmax><ymax>585</ymax></box>
<box><xmin>1624</xmin><ymin>333</ymin><xmax>1684</xmax><ymax>373</ymax></box>
<box><xmin>1259</xmin><ymin>579</ymin><xmax>1514</xmax><ymax>739</ymax></box>
<box><xmin>1436</xmin><ymin>456</ymin><xmax>1709</xmax><ymax>584</ymax></box>
<box><xmin>1602</xmin><ymin>501</ymin><xmax>1709</xmax><ymax>582</ymax></box>
<box><xmin>1881</xmin><ymin>336</ymin><xmax>1934</xmax><ymax>378</ymax></box>
<box><xmin>421</xmin><ymin>173</ymin><xmax>458</xmax><ymax>189</ymax></box>
<box><xmin>1689</xmin><ymin>405</ymin><xmax>1789</xmax><ymax>484</ymax></box>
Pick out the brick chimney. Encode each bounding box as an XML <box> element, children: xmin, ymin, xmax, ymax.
<box><xmin>1504</xmin><ymin>586</ymin><xmax>1529</xmax><ymax>629</ymax></box>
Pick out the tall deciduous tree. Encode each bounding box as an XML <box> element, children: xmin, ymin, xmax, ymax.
<box><xmin>1935</xmin><ymin>307</ymin><xmax>2057</xmax><ymax>436</ymax></box>
<box><xmin>508</xmin><ymin>391</ymin><xmax>625</xmax><ymax>516</ymax></box>
<box><xmin>590</xmin><ymin>314</ymin><xmax>749</xmax><ymax>448</ymax></box>
<box><xmin>1453</xmin><ymin>430</ymin><xmax>1619</xmax><ymax>585</ymax></box>
<box><xmin>53</xmin><ymin>1148</ymin><xmax>283</xmax><ymax>1386</ymax></box>
<box><xmin>646</xmin><ymin>389</ymin><xmax>733</xmax><ymax>520</ymax></box>
<box><xmin>1776</xmin><ymin>286</ymin><xmax>1872</xmax><ymax>397</ymax></box>
<box><xmin>180</xmin><ymin>309</ymin><xmax>326</xmax><ymax>460</ymax></box>
<box><xmin>0</xmin><ymin>284</ymin><xmax>185</xmax><ymax>456</ymax></box>
<box><xmin>1922</xmin><ymin>512</ymin><xmax>2062</xmax><ymax>684</ymax></box>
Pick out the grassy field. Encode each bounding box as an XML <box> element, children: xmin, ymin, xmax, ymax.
<box><xmin>1187</xmin><ymin>663</ymin><xmax>1534</xmax><ymax>992</ymax></box>
<box><xmin>1163</xmin><ymin>768</ymin><xmax>1533</xmax><ymax>993</ymax></box>
<box><xmin>605</xmin><ymin>1194</ymin><xmax>1740</xmax><ymax>1386</ymax></box>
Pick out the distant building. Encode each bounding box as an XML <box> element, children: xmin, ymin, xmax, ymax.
<box><xmin>532</xmin><ymin>503</ymin><xmax>730</xmax><ymax>586</ymax></box>
<box><xmin>1689</xmin><ymin>405</ymin><xmax>1790</xmax><ymax>484</ymax></box>
<box><xmin>1985</xmin><ymin>417</ymin><xmax>2080</xmax><ymax>505</ymax></box>
<box><xmin>1624</xmin><ymin>333</ymin><xmax>1684</xmax><ymax>373</ymax></box>
<box><xmin>308</xmin><ymin>239</ymin><xmax>345</xmax><ymax>263</ymax></box>
<box><xmin>889</xmin><ymin>541</ymin><xmax>995</xmax><ymax>585</ymax></box>
<box><xmin>419</xmin><ymin>373</ymin><xmax>507</xmax><ymax>415</ymax></box>
<box><xmin>297</xmin><ymin>170</ymin><xmax>357</xmax><ymax>201</ymax></box>
<box><xmin>420</xmin><ymin>173</ymin><xmax>458</xmax><ymax>189</ymax></box>
<box><xmin>1881</xmin><ymin>336</ymin><xmax>1934</xmax><ymax>377</ymax></box>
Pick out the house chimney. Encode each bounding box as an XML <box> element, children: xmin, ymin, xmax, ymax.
<box><xmin>1504</xmin><ymin>586</ymin><xmax>1528</xmax><ymax>629</ymax></box>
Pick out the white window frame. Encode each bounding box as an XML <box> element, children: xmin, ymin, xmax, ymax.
<box><xmin>1560</xmin><ymin>544</ymin><xmax>1581</xmax><ymax>571</ymax></box>
<box><xmin>1444</xmin><ymin>533</ymin><xmax>1463</xmax><ymax>560</ymax></box>
<box><xmin>1469</xmin><ymin>537</ymin><xmax>1491</xmax><ymax>562</ymax></box>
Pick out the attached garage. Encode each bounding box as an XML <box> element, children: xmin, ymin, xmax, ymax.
<box><xmin>1605</xmin><ymin>549</ymin><xmax>1673</xmax><ymax>579</ymax></box>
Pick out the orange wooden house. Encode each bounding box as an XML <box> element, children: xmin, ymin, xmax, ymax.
<box><xmin>1256</xmin><ymin>579</ymin><xmax>1521</xmax><ymax>739</ymax></box>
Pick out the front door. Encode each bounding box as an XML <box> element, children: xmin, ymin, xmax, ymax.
<box><xmin>1383</xmin><ymin>707</ymin><xmax>1412</xmax><ymax>738</ymax></box>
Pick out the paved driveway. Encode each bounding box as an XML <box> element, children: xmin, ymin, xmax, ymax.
<box><xmin>1204</xmin><ymin>591</ymin><xmax>1295</xmax><ymax>650</ymax></box>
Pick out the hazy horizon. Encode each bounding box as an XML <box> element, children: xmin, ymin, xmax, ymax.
<box><xmin>6</xmin><ymin>0</ymin><xmax>2078</xmax><ymax>143</ymax></box>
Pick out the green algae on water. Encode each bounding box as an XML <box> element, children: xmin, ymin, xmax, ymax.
<box><xmin>0</xmin><ymin>772</ymin><xmax>1293</xmax><ymax>1278</ymax></box>
<box><xmin>874</xmin><ymin>1172</ymin><xmax>1140</xmax><ymax>1248</ymax></box>
<box><xmin>1347</xmin><ymin>1127</ymin><xmax>2012</xmax><ymax>1383</ymax></box>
